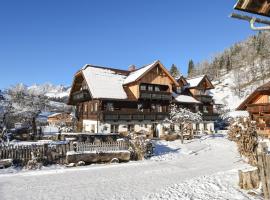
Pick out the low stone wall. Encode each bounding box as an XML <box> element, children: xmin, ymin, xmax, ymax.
<box><xmin>66</xmin><ymin>150</ymin><xmax>130</xmax><ymax>164</ymax></box>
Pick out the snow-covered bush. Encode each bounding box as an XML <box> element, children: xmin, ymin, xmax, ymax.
<box><xmin>129</xmin><ymin>136</ymin><xmax>153</xmax><ymax>160</ymax></box>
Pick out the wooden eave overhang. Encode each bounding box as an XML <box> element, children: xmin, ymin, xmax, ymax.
<box><xmin>235</xmin><ymin>0</ymin><xmax>270</xmax><ymax>17</ymax></box>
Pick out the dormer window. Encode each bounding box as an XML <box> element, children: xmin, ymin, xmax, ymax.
<box><xmin>176</xmin><ymin>87</ymin><xmax>182</xmax><ymax>94</ymax></box>
<box><xmin>106</xmin><ymin>103</ymin><xmax>114</xmax><ymax>111</ymax></box>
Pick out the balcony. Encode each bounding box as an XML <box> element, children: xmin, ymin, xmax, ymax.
<box><xmin>202</xmin><ymin>113</ymin><xmax>219</xmax><ymax>121</ymax></box>
<box><xmin>72</xmin><ymin>90</ymin><xmax>91</xmax><ymax>103</ymax></box>
<box><xmin>101</xmin><ymin>111</ymin><xmax>169</xmax><ymax>122</ymax></box>
<box><xmin>140</xmin><ymin>91</ymin><xmax>172</xmax><ymax>101</ymax></box>
<box><xmin>247</xmin><ymin>103</ymin><xmax>270</xmax><ymax>113</ymax></box>
<box><xmin>194</xmin><ymin>95</ymin><xmax>213</xmax><ymax>103</ymax></box>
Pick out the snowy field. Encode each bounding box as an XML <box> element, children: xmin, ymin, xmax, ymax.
<box><xmin>0</xmin><ymin>136</ymin><xmax>261</xmax><ymax>200</ymax></box>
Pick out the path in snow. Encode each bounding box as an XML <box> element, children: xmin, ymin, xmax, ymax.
<box><xmin>0</xmin><ymin>137</ymin><xmax>259</xmax><ymax>200</ymax></box>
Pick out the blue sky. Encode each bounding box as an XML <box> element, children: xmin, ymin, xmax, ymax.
<box><xmin>0</xmin><ymin>0</ymin><xmax>255</xmax><ymax>88</ymax></box>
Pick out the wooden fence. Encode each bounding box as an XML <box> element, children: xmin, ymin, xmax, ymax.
<box><xmin>0</xmin><ymin>141</ymin><xmax>130</xmax><ymax>166</ymax></box>
<box><xmin>257</xmin><ymin>142</ymin><xmax>270</xmax><ymax>200</ymax></box>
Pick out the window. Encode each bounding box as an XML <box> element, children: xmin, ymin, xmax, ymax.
<box><xmin>90</xmin><ymin>104</ymin><xmax>93</xmax><ymax>112</ymax></box>
<box><xmin>151</xmin><ymin>104</ymin><xmax>156</xmax><ymax>111</ymax></box>
<box><xmin>204</xmin><ymin>123</ymin><xmax>208</xmax><ymax>131</ymax></box>
<box><xmin>195</xmin><ymin>105</ymin><xmax>199</xmax><ymax>113</ymax></box>
<box><xmin>140</xmin><ymin>85</ymin><xmax>146</xmax><ymax>91</ymax></box>
<box><xmin>137</xmin><ymin>103</ymin><xmax>143</xmax><ymax>112</ymax></box>
<box><xmin>154</xmin><ymin>86</ymin><xmax>160</xmax><ymax>92</ymax></box>
<box><xmin>156</xmin><ymin>104</ymin><xmax>162</xmax><ymax>112</ymax></box>
<box><xmin>203</xmin><ymin>106</ymin><xmax>208</xmax><ymax>113</ymax></box>
<box><xmin>176</xmin><ymin>87</ymin><xmax>182</xmax><ymax>94</ymax></box>
<box><xmin>196</xmin><ymin>123</ymin><xmax>200</xmax><ymax>130</ymax></box>
<box><xmin>94</xmin><ymin>102</ymin><xmax>98</xmax><ymax>112</ymax></box>
<box><xmin>110</xmin><ymin>125</ymin><xmax>119</xmax><ymax>133</ymax></box>
<box><xmin>106</xmin><ymin>103</ymin><xmax>114</xmax><ymax>111</ymax></box>
<box><xmin>128</xmin><ymin>124</ymin><xmax>134</xmax><ymax>132</ymax></box>
<box><xmin>91</xmin><ymin>125</ymin><xmax>95</xmax><ymax>133</ymax></box>
<box><xmin>148</xmin><ymin>85</ymin><xmax>153</xmax><ymax>91</ymax></box>
<box><xmin>84</xmin><ymin>104</ymin><xmax>88</xmax><ymax>113</ymax></box>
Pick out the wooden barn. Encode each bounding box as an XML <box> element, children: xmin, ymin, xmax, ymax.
<box><xmin>237</xmin><ymin>81</ymin><xmax>270</xmax><ymax>136</ymax></box>
<box><xmin>47</xmin><ymin>113</ymin><xmax>74</xmax><ymax>127</ymax></box>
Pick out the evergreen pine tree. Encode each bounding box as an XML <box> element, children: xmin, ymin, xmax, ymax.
<box><xmin>170</xmin><ymin>64</ymin><xmax>181</xmax><ymax>79</ymax></box>
<box><xmin>187</xmin><ymin>60</ymin><xmax>195</xmax><ymax>77</ymax></box>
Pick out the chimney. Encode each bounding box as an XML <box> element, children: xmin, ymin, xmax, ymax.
<box><xmin>128</xmin><ymin>65</ymin><xmax>136</xmax><ymax>72</ymax></box>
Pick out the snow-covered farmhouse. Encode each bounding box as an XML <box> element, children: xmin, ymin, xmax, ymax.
<box><xmin>68</xmin><ymin>60</ymin><xmax>218</xmax><ymax>137</ymax></box>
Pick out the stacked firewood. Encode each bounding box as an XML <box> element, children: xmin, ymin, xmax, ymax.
<box><xmin>228</xmin><ymin>117</ymin><xmax>258</xmax><ymax>166</ymax></box>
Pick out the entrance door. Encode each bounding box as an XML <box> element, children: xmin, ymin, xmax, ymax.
<box><xmin>152</xmin><ymin>124</ymin><xmax>158</xmax><ymax>138</ymax></box>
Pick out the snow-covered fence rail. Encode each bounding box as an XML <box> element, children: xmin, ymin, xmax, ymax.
<box><xmin>75</xmin><ymin>141</ymin><xmax>129</xmax><ymax>152</ymax></box>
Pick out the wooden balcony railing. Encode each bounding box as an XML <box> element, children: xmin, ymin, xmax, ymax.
<box><xmin>202</xmin><ymin>113</ymin><xmax>219</xmax><ymax>121</ymax></box>
<box><xmin>194</xmin><ymin>95</ymin><xmax>213</xmax><ymax>103</ymax></box>
<box><xmin>140</xmin><ymin>91</ymin><xmax>172</xmax><ymax>101</ymax></box>
<box><xmin>247</xmin><ymin>103</ymin><xmax>270</xmax><ymax>113</ymax></box>
<box><xmin>72</xmin><ymin>90</ymin><xmax>91</xmax><ymax>103</ymax></box>
<box><xmin>101</xmin><ymin>111</ymin><xmax>169</xmax><ymax>122</ymax></box>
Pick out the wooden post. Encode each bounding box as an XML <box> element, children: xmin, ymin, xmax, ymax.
<box><xmin>257</xmin><ymin>142</ymin><xmax>270</xmax><ymax>200</ymax></box>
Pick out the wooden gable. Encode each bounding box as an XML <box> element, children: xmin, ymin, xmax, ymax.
<box><xmin>139</xmin><ymin>64</ymin><xmax>175</xmax><ymax>90</ymax></box>
<box><xmin>197</xmin><ymin>76</ymin><xmax>214</xmax><ymax>90</ymax></box>
<box><xmin>177</xmin><ymin>76</ymin><xmax>188</xmax><ymax>87</ymax></box>
<box><xmin>124</xmin><ymin>62</ymin><xmax>179</xmax><ymax>99</ymax></box>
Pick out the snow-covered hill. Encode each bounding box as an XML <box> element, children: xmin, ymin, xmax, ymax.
<box><xmin>211</xmin><ymin>67</ymin><xmax>270</xmax><ymax>110</ymax></box>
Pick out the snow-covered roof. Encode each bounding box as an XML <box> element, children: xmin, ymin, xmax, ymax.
<box><xmin>82</xmin><ymin>66</ymin><xmax>128</xmax><ymax>99</ymax></box>
<box><xmin>123</xmin><ymin>60</ymin><xmax>159</xmax><ymax>85</ymax></box>
<box><xmin>173</xmin><ymin>93</ymin><xmax>201</xmax><ymax>104</ymax></box>
<box><xmin>186</xmin><ymin>76</ymin><xmax>205</xmax><ymax>88</ymax></box>
<box><xmin>48</xmin><ymin>113</ymin><xmax>62</xmax><ymax>118</ymax></box>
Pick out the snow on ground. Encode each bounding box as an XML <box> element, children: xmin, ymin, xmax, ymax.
<box><xmin>0</xmin><ymin>136</ymin><xmax>261</xmax><ymax>200</ymax></box>
<box><xmin>144</xmin><ymin>170</ymin><xmax>260</xmax><ymax>200</ymax></box>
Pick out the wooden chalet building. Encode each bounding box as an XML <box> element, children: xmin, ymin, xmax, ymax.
<box><xmin>175</xmin><ymin>75</ymin><xmax>218</xmax><ymax>132</ymax></box>
<box><xmin>68</xmin><ymin>60</ymin><xmax>218</xmax><ymax>137</ymax></box>
<box><xmin>237</xmin><ymin>82</ymin><xmax>270</xmax><ymax>136</ymax></box>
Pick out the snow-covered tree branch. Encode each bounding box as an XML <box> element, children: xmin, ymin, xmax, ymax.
<box><xmin>165</xmin><ymin>104</ymin><xmax>202</xmax><ymax>143</ymax></box>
